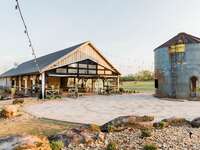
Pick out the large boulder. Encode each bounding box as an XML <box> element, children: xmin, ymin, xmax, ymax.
<box><xmin>1</xmin><ymin>105</ymin><xmax>19</xmax><ymax>118</ymax></box>
<box><xmin>100</xmin><ymin>115</ymin><xmax>154</xmax><ymax>132</ymax></box>
<box><xmin>49</xmin><ymin>126</ymin><xmax>105</xmax><ymax>147</ymax></box>
<box><xmin>161</xmin><ymin>117</ymin><xmax>190</xmax><ymax>126</ymax></box>
<box><xmin>0</xmin><ymin>135</ymin><xmax>51</xmax><ymax>150</ymax></box>
<box><xmin>191</xmin><ymin>117</ymin><xmax>200</xmax><ymax>127</ymax></box>
<box><xmin>13</xmin><ymin>99</ymin><xmax>24</xmax><ymax>105</ymax></box>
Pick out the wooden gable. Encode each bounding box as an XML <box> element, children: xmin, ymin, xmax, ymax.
<box><xmin>43</xmin><ymin>42</ymin><xmax>120</xmax><ymax>75</ymax></box>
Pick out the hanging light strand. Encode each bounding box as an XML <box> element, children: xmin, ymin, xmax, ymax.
<box><xmin>15</xmin><ymin>0</ymin><xmax>41</xmax><ymax>73</ymax></box>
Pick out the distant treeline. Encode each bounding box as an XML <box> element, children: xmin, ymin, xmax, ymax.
<box><xmin>120</xmin><ymin>70</ymin><xmax>154</xmax><ymax>81</ymax></box>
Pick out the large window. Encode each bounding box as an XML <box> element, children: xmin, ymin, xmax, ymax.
<box><xmin>68</xmin><ymin>68</ymin><xmax>77</xmax><ymax>74</ymax></box>
<box><xmin>79</xmin><ymin>69</ymin><xmax>88</xmax><ymax>74</ymax></box>
<box><xmin>56</xmin><ymin>68</ymin><xmax>67</xmax><ymax>74</ymax></box>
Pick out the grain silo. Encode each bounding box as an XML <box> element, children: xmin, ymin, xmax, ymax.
<box><xmin>154</xmin><ymin>32</ymin><xmax>200</xmax><ymax>99</ymax></box>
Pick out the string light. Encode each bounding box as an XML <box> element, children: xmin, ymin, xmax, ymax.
<box><xmin>15</xmin><ymin>0</ymin><xmax>41</xmax><ymax>73</ymax></box>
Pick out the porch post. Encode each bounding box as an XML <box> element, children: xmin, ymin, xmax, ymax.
<box><xmin>19</xmin><ymin>77</ymin><xmax>22</xmax><ymax>91</ymax></box>
<box><xmin>32</xmin><ymin>76</ymin><xmax>36</xmax><ymax>90</ymax></box>
<box><xmin>13</xmin><ymin>78</ymin><xmax>17</xmax><ymax>88</ymax></box>
<box><xmin>117</xmin><ymin>76</ymin><xmax>120</xmax><ymax>91</ymax></box>
<box><xmin>92</xmin><ymin>79</ymin><xmax>96</xmax><ymax>92</ymax></box>
<box><xmin>42</xmin><ymin>72</ymin><xmax>45</xmax><ymax>99</ymax></box>
<box><xmin>23</xmin><ymin>76</ymin><xmax>28</xmax><ymax>95</ymax></box>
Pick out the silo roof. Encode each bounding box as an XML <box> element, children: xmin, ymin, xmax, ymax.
<box><xmin>155</xmin><ymin>32</ymin><xmax>200</xmax><ymax>50</ymax></box>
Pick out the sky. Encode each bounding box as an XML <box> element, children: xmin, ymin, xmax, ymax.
<box><xmin>1</xmin><ymin>0</ymin><xmax>200</xmax><ymax>75</ymax></box>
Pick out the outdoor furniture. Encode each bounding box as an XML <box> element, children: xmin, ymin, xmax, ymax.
<box><xmin>68</xmin><ymin>87</ymin><xmax>79</xmax><ymax>98</ymax></box>
<box><xmin>46</xmin><ymin>89</ymin><xmax>60</xmax><ymax>98</ymax></box>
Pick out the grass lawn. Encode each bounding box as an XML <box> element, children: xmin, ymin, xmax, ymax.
<box><xmin>121</xmin><ymin>81</ymin><xmax>154</xmax><ymax>93</ymax></box>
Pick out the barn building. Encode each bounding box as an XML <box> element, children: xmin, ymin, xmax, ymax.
<box><xmin>0</xmin><ymin>41</ymin><xmax>120</xmax><ymax>98</ymax></box>
<box><xmin>154</xmin><ymin>32</ymin><xmax>200</xmax><ymax>99</ymax></box>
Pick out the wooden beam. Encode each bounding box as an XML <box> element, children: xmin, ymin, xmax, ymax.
<box><xmin>42</xmin><ymin>72</ymin><xmax>45</xmax><ymax>99</ymax></box>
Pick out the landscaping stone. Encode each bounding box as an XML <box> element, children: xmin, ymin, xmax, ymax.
<box><xmin>13</xmin><ymin>99</ymin><xmax>24</xmax><ymax>105</ymax></box>
<box><xmin>100</xmin><ymin>115</ymin><xmax>154</xmax><ymax>132</ymax></box>
<box><xmin>0</xmin><ymin>135</ymin><xmax>51</xmax><ymax>150</ymax></box>
<box><xmin>191</xmin><ymin>117</ymin><xmax>200</xmax><ymax>127</ymax></box>
<box><xmin>161</xmin><ymin>117</ymin><xmax>190</xmax><ymax>126</ymax></box>
<box><xmin>1</xmin><ymin>105</ymin><xmax>19</xmax><ymax>118</ymax></box>
<box><xmin>49</xmin><ymin>126</ymin><xmax>106</xmax><ymax>147</ymax></box>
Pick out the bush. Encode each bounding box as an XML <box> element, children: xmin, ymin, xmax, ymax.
<box><xmin>143</xmin><ymin>144</ymin><xmax>157</xmax><ymax>150</ymax></box>
<box><xmin>88</xmin><ymin>124</ymin><xmax>101</xmax><ymax>132</ymax></box>
<box><xmin>107</xmin><ymin>124</ymin><xmax>115</xmax><ymax>132</ymax></box>
<box><xmin>106</xmin><ymin>141</ymin><xmax>118</xmax><ymax>150</ymax></box>
<box><xmin>153</xmin><ymin>121</ymin><xmax>165</xmax><ymax>129</ymax></box>
<box><xmin>50</xmin><ymin>140</ymin><xmax>64</xmax><ymax>150</ymax></box>
<box><xmin>119</xmin><ymin>88</ymin><xmax>125</xmax><ymax>93</ymax></box>
<box><xmin>141</xmin><ymin>128</ymin><xmax>152</xmax><ymax>138</ymax></box>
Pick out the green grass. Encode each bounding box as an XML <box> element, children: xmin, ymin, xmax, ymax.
<box><xmin>121</xmin><ymin>81</ymin><xmax>154</xmax><ymax>93</ymax></box>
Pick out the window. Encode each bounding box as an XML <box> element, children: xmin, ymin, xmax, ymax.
<box><xmin>88</xmin><ymin>64</ymin><xmax>96</xmax><ymax>69</ymax></box>
<box><xmin>155</xmin><ymin>79</ymin><xmax>158</xmax><ymax>88</ymax></box>
<box><xmin>79</xmin><ymin>69</ymin><xmax>88</xmax><ymax>74</ymax></box>
<box><xmin>56</xmin><ymin>68</ymin><xmax>67</xmax><ymax>74</ymax></box>
<box><xmin>79</xmin><ymin>64</ymin><xmax>87</xmax><ymax>68</ymax></box>
<box><xmin>88</xmin><ymin>70</ymin><xmax>96</xmax><ymax>74</ymax></box>
<box><xmin>68</xmin><ymin>68</ymin><xmax>77</xmax><ymax>74</ymax></box>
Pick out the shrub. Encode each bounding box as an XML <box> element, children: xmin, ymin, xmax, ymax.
<box><xmin>143</xmin><ymin>144</ymin><xmax>157</xmax><ymax>150</ymax></box>
<box><xmin>50</xmin><ymin>140</ymin><xmax>64</xmax><ymax>150</ymax></box>
<box><xmin>153</xmin><ymin>121</ymin><xmax>165</xmax><ymax>129</ymax></box>
<box><xmin>141</xmin><ymin>128</ymin><xmax>152</xmax><ymax>138</ymax></box>
<box><xmin>119</xmin><ymin>88</ymin><xmax>125</xmax><ymax>93</ymax></box>
<box><xmin>88</xmin><ymin>124</ymin><xmax>101</xmax><ymax>132</ymax></box>
<box><xmin>107</xmin><ymin>124</ymin><xmax>115</xmax><ymax>132</ymax></box>
<box><xmin>106</xmin><ymin>141</ymin><xmax>118</xmax><ymax>150</ymax></box>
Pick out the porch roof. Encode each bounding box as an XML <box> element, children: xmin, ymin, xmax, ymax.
<box><xmin>0</xmin><ymin>42</ymin><xmax>86</xmax><ymax>78</ymax></box>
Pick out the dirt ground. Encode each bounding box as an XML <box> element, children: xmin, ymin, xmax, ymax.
<box><xmin>0</xmin><ymin>98</ymin><xmax>79</xmax><ymax>137</ymax></box>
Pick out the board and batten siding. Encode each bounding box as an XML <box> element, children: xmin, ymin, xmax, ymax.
<box><xmin>0</xmin><ymin>77</ymin><xmax>11</xmax><ymax>88</ymax></box>
<box><xmin>44</xmin><ymin>43</ymin><xmax>116</xmax><ymax>73</ymax></box>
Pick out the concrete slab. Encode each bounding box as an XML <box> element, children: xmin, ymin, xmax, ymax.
<box><xmin>24</xmin><ymin>93</ymin><xmax>200</xmax><ymax>125</ymax></box>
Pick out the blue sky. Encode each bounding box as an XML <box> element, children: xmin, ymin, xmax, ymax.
<box><xmin>1</xmin><ymin>0</ymin><xmax>200</xmax><ymax>75</ymax></box>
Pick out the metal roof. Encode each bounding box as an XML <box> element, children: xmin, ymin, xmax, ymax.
<box><xmin>155</xmin><ymin>32</ymin><xmax>200</xmax><ymax>50</ymax></box>
<box><xmin>0</xmin><ymin>42</ymin><xmax>86</xmax><ymax>77</ymax></box>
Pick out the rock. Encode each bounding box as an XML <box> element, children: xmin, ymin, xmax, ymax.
<box><xmin>49</xmin><ymin>126</ymin><xmax>105</xmax><ymax>147</ymax></box>
<box><xmin>13</xmin><ymin>99</ymin><xmax>24</xmax><ymax>105</ymax></box>
<box><xmin>1</xmin><ymin>105</ymin><xmax>19</xmax><ymax>118</ymax></box>
<box><xmin>162</xmin><ymin>117</ymin><xmax>190</xmax><ymax>126</ymax></box>
<box><xmin>97</xmin><ymin>132</ymin><xmax>105</xmax><ymax>142</ymax></box>
<box><xmin>191</xmin><ymin>117</ymin><xmax>200</xmax><ymax>127</ymax></box>
<box><xmin>100</xmin><ymin>115</ymin><xmax>154</xmax><ymax>132</ymax></box>
<box><xmin>0</xmin><ymin>135</ymin><xmax>51</xmax><ymax>150</ymax></box>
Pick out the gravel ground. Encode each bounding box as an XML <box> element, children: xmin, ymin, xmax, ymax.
<box><xmin>67</xmin><ymin>126</ymin><xmax>200</xmax><ymax>150</ymax></box>
<box><xmin>24</xmin><ymin>93</ymin><xmax>200</xmax><ymax>125</ymax></box>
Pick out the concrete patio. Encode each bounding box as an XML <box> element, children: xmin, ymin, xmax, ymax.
<box><xmin>24</xmin><ymin>93</ymin><xmax>200</xmax><ymax>125</ymax></box>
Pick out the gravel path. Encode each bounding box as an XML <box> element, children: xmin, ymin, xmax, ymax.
<box><xmin>24</xmin><ymin>93</ymin><xmax>200</xmax><ymax>125</ymax></box>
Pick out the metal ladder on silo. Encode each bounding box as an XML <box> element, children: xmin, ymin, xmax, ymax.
<box><xmin>171</xmin><ymin>52</ymin><xmax>177</xmax><ymax>98</ymax></box>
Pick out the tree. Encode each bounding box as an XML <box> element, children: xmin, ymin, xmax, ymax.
<box><xmin>120</xmin><ymin>70</ymin><xmax>154</xmax><ymax>81</ymax></box>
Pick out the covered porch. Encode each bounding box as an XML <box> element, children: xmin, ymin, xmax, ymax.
<box><xmin>10</xmin><ymin>59</ymin><xmax>120</xmax><ymax>98</ymax></box>
<box><xmin>42</xmin><ymin>59</ymin><xmax>120</xmax><ymax>98</ymax></box>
